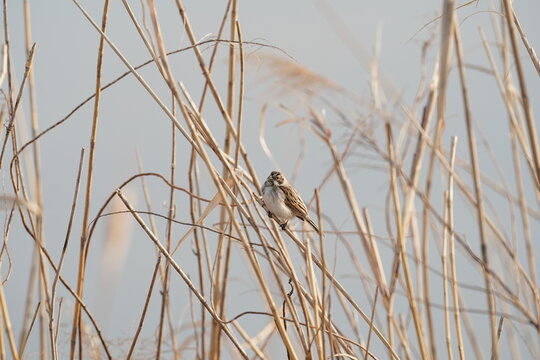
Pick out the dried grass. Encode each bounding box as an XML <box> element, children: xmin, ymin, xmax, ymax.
<box><xmin>0</xmin><ymin>0</ymin><xmax>538</xmax><ymax>359</ymax></box>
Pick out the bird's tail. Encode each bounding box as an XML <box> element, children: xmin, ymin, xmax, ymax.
<box><xmin>305</xmin><ymin>217</ymin><xmax>321</xmax><ymax>235</ymax></box>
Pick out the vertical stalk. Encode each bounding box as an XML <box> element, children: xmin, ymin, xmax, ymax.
<box><xmin>70</xmin><ymin>1</ymin><xmax>110</xmax><ymax>359</ymax></box>
<box><xmin>422</xmin><ymin>0</ymin><xmax>457</xmax><ymax>354</ymax></box>
<box><xmin>453</xmin><ymin>21</ymin><xmax>498</xmax><ymax>360</ymax></box>
<box><xmin>447</xmin><ymin>138</ymin><xmax>465</xmax><ymax>360</ymax></box>
<box><xmin>50</xmin><ymin>149</ymin><xmax>85</xmax><ymax>360</ymax></box>
<box><xmin>443</xmin><ymin>137</ymin><xmax>458</xmax><ymax>360</ymax></box>
<box><xmin>501</xmin><ymin>0</ymin><xmax>540</xmax><ymax>189</ymax></box>
<box><xmin>156</xmin><ymin>98</ymin><xmax>178</xmax><ymax>359</ymax></box>
<box><xmin>22</xmin><ymin>2</ymin><xmax>49</xmax><ymax>359</ymax></box>
<box><xmin>386</xmin><ymin>123</ymin><xmax>428</xmax><ymax>359</ymax></box>
<box><xmin>210</xmin><ymin>2</ymin><xmax>237</xmax><ymax>358</ymax></box>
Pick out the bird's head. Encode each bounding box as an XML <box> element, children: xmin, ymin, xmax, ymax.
<box><xmin>267</xmin><ymin>170</ymin><xmax>286</xmax><ymax>186</ymax></box>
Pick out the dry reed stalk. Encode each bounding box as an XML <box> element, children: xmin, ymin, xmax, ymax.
<box><xmin>198</xmin><ymin>1</ymin><xmax>235</xmax><ymax>111</ymax></box>
<box><xmin>209</xmin><ymin>3</ymin><xmax>239</xmax><ymax>355</ymax></box>
<box><xmin>437</xmin><ymin>0</ymin><xmax>455</xmax><ymax>123</ymax></box>
<box><xmin>282</xmin><ymin>228</ymin><xmax>399</xmax><ymax>359</ymax></box>
<box><xmin>231</xmin><ymin>320</ymin><xmax>267</xmax><ymax>359</ymax></box>
<box><xmin>234</xmin><ymin>21</ymin><xmax>245</xmax><ymax>167</ymax></box>
<box><xmin>0</xmin><ymin>43</ymin><xmax>34</xmax><ymax>167</ymax></box>
<box><xmin>8</xmin><ymin>0</ymin><xmax>538</xmax><ymax>357</ymax></box>
<box><xmin>244</xmin><ymin>320</ymin><xmax>275</xmax><ymax>352</ymax></box>
<box><xmin>447</xmin><ymin>137</ymin><xmax>465</xmax><ymax>360</ymax></box>
<box><xmin>84</xmin><ymin>169</ymin><xmax>224</xmax><ymax>289</ymax></box>
<box><xmin>308</xmin><ymin>120</ymin><xmax>404</xmax><ymax>357</ymax></box>
<box><xmin>501</xmin><ymin>0</ymin><xmax>540</xmax><ymax>189</ymax></box>
<box><xmin>304</xmin><ymin>236</ymin><xmax>324</xmax><ymax>358</ymax></box>
<box><xmin>362</xmin><ymin>210</ymin><xmax>395</xmax><ymax>355</ymax></box>
<box><xmin>362</xmin><ymin>213</ymin><xmax>410</xmax><ymax>355</ymax></box>
<box><xmin>443</xmin><ymin>137</ymin><xmax>458</xmax><ymax>360</ymax></box>
<box><xmin>410</xmin><ymin>3</ymin><xmax>441</xmax><ymax>347</ymax></box>
<box><xmin>510</xmin><ymin>128</ymin><xmax>540</xmax><ymax>328</ymax></box>
<box><xmin>220</xmin><ymin>29</ymin><xmax>247</xmax><ymax>351</ymax></box>
<box><xmin>453</xmin><ymin>17</ymin><xmax>498</xmax><ymax>360</ymax></box>
<box><xmin>0</xmin><ymin>44</ymin><xmax>6</xmax><ymax>89</ymax></box>
<box><xmin>18</xmin><ymin>248</ymin><xmax>38</xmax><ymax>355</ymax></box>
<box><xmin>69</xmin><ymin>18</ymin><xmax>281</xmax><ymax>349</ymax></box>
<box><xmin>224</xmin><ymin>0</ymin><xmax>237</xmax><ymax>156</ymax></box>
<box><xmin>133</xmin><ymin>164</ymin><xmax>178</xmax><ymax>353</ymax></box>
<box><xmin>11</xmin><ymin>37</ymin><xmax>277</xmax><ymax>170</ymax></box>
<box><xmin>178</xmin><ymin>82</ymin><xmax>222</xmax><ymax>150</ymax></box>
<box><xmin>401</xmin><ymin>61</ymin><xmax>438</xmax><ymax>360</ymax></box>
<box><xmin>173</xmin><ymin>0</ymin><xmax>240</xmax><ymax>140</ymax></box>
<box><xmin>510</xmin><ymin>9</ymin><xmax>540</xmax><ymax>76</ymax></box>
<box><xmin>173</xmin><ymin>82</ymin><xmax>301</xmax><ymax>360</ymax></box>
<box><xmin>18</xmin><ymin>302</ymin><xmax>39</xmax><ymax>359</ymax></box>
<box><xmin>120</xmin><ymin>0</ymin><xmax>170</xmax><ymax>89</ymax></box>
<box><xmin>165</xmin><ymin>106</ymin><xmax>180</xmax><ymax>359</ymax></box>
<box><xmin>0</xmin><ymin>304</ymin><xmax>5</xmax><ymax>359</ymax></box>
<box><xmin>119</xmin><ymin>45</ymin><xmax>180</xmax><ymax>344</ymax></box>
<box><xmin>364</xmin><ymin>287</ymin><xmax>379</xmax><ymax>360</ymax></box>
<box><xmin>0</xmin><ymin>285</ymin><xmax>18</xmax><ymax>359</ymax></box>
<box><xmin>126</xmin><ymin>257</ymin><xmax>161</xmax><ymax>359</ymax></box>
<box><xmin>247</xmin><ymin>190</ymin><xmax>319</xmax><ymax>356</ymax></box>
<box><xmin>251</xmin><ymin>221</ymin><xmax>326</xmax><ymax>356</ymax></box>
<box><xmin>477</xmin><ymin>30</ymin><xmax>535</xmax><ymax>177</ymax></box>
<box><xmin>124</xmin><ymin>58</ymin><xmax>300</xmax><ymax>355</ymax></box>
<box><xmin>4</xmin><ymin>43</ymin><xmax>48</xmax><ymax>360</ymax></box>
<box><xmin>442</xmin><ymin>189</ymin><xmax>452</xmax><ymax>360</ymax></box>
<box><xmin>264</xmin><ymin>224</ymin><xmax>311</xmax><ymax>355</ymax></box>
<box><xmin>23</xmin><ymin>224</ymin><xmax>112</xmax><ymax>358</ymax></box>
<box><xmin>479</xmin><ymin>27</ymin><xmax>540</xmax><ymax>329</ymax></box>
<box><xmin>315</xmin><ymin>189</ymin><xmax>328</xmax><ymax>357</ymax></box>
<box><xmin>171</xmin><ymin>176</ymin><xmax>235</xmax><ymax>254</ymax></box>
<box><xmin>362</xmin><ymin>208</ymin><xmax>412</xmax><ymax>358</ymax></box>
<box><xmin>187</xmin><ymin>152</ymin><xmax>208</xmax><ymax>359</ymax></box>
<box><xmin>405</xmin><ymin>92</ymin><xmax>539</xmax><ymax>327</ymax></box>
<box><xmin>49</xmin><ymin>149</ymin><xmax>85</xmax><ymax>360</ymax></box>
<box><xmin>283</xmin><ymin>254</ymin><xmax>356</xmax><ymax>357</ymax></box>
<box><xmin>1</xmin><ymin>0</ymin><xmax>13</xmax><ymax>109</ymax></box>
<box><xmin>116</xmin><ymin>189</ymin><xmax>250</xmax><ymax>358</ymax></box>
<box><xmin>22</xmin><ymin>3</ymin><xmax>48</xmax><ymax>357</ymax></box>
<box><xmin>320</xmin><ymin>129</ymin><xmax>381</xmax><ymax>298</ymax></box>
<box><xmin>53</xmin><ymin>300</ymin><xmax>62</xmax><ymax>352</ymax></box>
<box><xmin>420</xmin><ymin>1</ymin><xmax>457</xmax><ymax>357</ymax></box>
<box><xmin>385</xmin><ymin>123</ymin><xmax>428</xmax><ymax>359</ymax></box>
<box><xmin>172</xmin><ymin>0</ymin><xmax>263</xmax><ymax>193</ymax></box>
<box><xmin>143</xmin><ymin>4</ymin><xmax>181</xmax><ymax>350</ymax></box>
<box><xmin>70</xmin><ymin>1</ymin><xmax>110</xmax><ymax>359</ymax></box>
<box><xmin>135</xmin><ymin>154</ymin><xmax>159</xmax><ymax>242</ymax></box>
<box><xmin>363</xmin><ymin>209</ymin><xmax>388</xmax><ymax>297</ymax></box>
<box><xmin>71</xmin><ymin>0</ymin><xmax>203</xmax><ymax>157</ymax></box>
<box><xmin>399</xmin><ymin>137</ymin><xmax>538</xmax><ymax>341</ymax></box>
<box><xmin>22</xmin><ymin>0</ymin><xmax>41</xmax><ymax>243</ymax></box>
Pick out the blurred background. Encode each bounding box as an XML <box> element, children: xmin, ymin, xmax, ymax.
<box><xmin>2</xmin><ymin>0</ymin><xmax>540</xmax><ymax>359</ymax></box>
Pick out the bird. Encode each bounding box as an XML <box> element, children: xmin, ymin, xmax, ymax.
<box><xmin>261</xmin><ymin>170</ymin><xmax>320</xmax><ymax>234</ymax></box>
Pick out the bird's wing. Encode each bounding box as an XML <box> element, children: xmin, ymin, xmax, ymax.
<box><xmin>305</xmin><ymin>216</ymin><xmax>320</xmax><ymax>234</ymax></box>
<box><xmin>279</xmin><ymin>184</ymin><xmax>309</xmax><ymax>218</ymax></box>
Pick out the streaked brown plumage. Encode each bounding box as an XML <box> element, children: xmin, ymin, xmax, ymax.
<box><xmin>261</xmin><ymin>171</ymin><xmax>320</xmax><ymax>234</ymax></box>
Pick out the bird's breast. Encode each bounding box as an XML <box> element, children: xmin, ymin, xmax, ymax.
<box><xmin>263</xmin><ymin>186</ymin><xmax>293</xmax><ymax>220</ymax></box>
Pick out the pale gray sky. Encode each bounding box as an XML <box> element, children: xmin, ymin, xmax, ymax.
<box><xmin>4</xmin><ymin>0</ymin><xmax>540</xmax><ymax>358</ymax></box>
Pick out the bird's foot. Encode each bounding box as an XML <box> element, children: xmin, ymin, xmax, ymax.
<box><xmin>280</xmin><ymin>221</ymin><xmax>289</xmax><ymax>230</ymax></box>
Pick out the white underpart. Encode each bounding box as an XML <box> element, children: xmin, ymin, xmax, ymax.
<box><xmin>262</xmin><ymin>182</ymin><xmax>293</xmax><ymax>222</ymax></box>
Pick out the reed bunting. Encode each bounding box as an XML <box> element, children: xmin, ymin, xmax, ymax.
<box><xmin>261</xmin><ymin>171</ymin><xmax>320</xmax><ymax>234</ymax></box>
